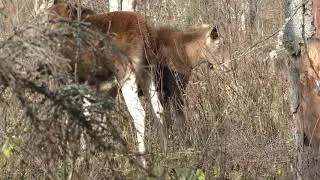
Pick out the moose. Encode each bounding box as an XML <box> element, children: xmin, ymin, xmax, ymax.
<box><xmin>47</xmin><ymin>1</ymin><xmax>221</xmax><ymax>166</ymax></box>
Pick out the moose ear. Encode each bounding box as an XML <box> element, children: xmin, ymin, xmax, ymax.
<box><xmin>210</xmin><ymin>26</ymin><xmax>219</xmax><ymax>39</ymax></box>
<box><xmin>81</xmin><ymin>8</ymin><xmax>95</xmax><ymax>18</ymax></box>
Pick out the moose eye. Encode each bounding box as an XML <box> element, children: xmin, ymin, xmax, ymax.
<box><xmin>210</xmin><ymin>27</ymin><xmax>219</xmax><ymax>39</ymax></box>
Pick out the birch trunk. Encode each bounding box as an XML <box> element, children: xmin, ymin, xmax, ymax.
<box><xmin>34</xmin><ymin>0</ymin><xmax>55</xmax><ymax>16</ymax></box>
<box><xmin>109</xmin><ymin>0</ymin><xmax>120</xmax><ymax>11</ymax></box>
<box><xmin>240</xmin><ymin>1</ymin><xmax>248</xmax><ymax>33</ymax></box>
<box><xmin>121</xmin><ymin>0</ymin><xmax>135</xmax><ymax>11</ymax></box>
<box><xmin>109</xmin><ymin>0</ymin><xmax>135</xmax><ymax>11</ymax></box>
<box><xmin>282</xmin><ymin>0</ymin><xmax>313</xmax><ymax>179</ymax></box>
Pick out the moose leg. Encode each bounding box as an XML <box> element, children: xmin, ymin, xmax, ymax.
<box><xmin>149</xmin><ymin>79</ymin><xmax>164</xmax><ymax>124</ymax></box>
<box><xmin>147</xmin><ymin>73</ymin><xmax>166</xmax><ymax>152</ymax></box>
<box><xmin>120</xmin><ymin>71</ymin><xmax>146</xmax><ymax>166</ymax></box>
<box><xmin>137</xmin><ymin>68</ymin><xmax>166</xmax><ymax>152</ymax></box>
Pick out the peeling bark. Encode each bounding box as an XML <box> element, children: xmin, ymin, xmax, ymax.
<box><xmin>283</xmin><ymin>0</ymin><xmax>313</xmax><ymax>56</ymax></box>
<box><xmin>282</xmin><ymin>0</ymin><xmax>313</xmax><ymax>179</ymax></box>
<box><xmin>283</xmin><ymin>0</ymin><xmax>313</xmax><ymax>117</ymax></box>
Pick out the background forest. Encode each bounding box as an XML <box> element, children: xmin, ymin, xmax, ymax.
<box><xmin>0</xmin><ymin>0</ymin><xmax>316</xmax><ymax>179</ymax></box>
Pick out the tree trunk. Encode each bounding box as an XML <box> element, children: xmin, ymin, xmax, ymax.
<box><xmin>35</xmin><ymin>0</ymin><xmax>55</xmax><ymax>16</ymax></box>
<box><xmin>109</xmin><ymin>0</ymin><xmax>120</xmax><ymax>11</ymax></box>
<box><xmin>121</xmin><ymin>0</ymin><xmax>135</xmax><ymax>11</ymax></box>
<box><xmin>282</xmin><ymin>0</ymin><xmax>313</xmax><ymax>179</ymax></box>
<box><xmin>248</xmin><ymin>0</ymin><xmax>257</xmax><ymax>29</ymax></box>
<box><xmin>109</xmin><ymin>0</ymin><xmax>135</xmax><ymax>11</ymax></box>
<box><xmin>240</xmin><ymin>1</ymin><xmax>248</xmax><ymax>33</ymax></box>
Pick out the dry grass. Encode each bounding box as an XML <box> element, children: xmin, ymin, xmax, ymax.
<box><xmin>0</xmin><ymin>12</ymin><xmax>148</xmax><ymax>178</ymax></box>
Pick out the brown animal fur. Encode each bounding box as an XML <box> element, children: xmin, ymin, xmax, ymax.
<box><xmin>84</xmin><ymin>12</ymin><xmax>155</xmax><ymax>93</ymax></box>
<box><xmin>48</xmin><ymin>2</ymin><xmax>156</xmax><ymax>96</ymax></box>
<box><xmin>301</xmin><ymin>40</ymin><xmax>320</xmax><ymax>149</ymax></box>
<box><xmin>47</xmin><ymin>2</ymin><xmax>138</xmax><ymax>95</ymax></box>
<box><xmin>156</xmin><ymin>25</ymin><xmax>220</xmax><ymax>75</ymax></box>
<box><xmin>47</xmin><ymin>2</ymin><xmax>222</xmax><ymax>153</ymax></box>
<box><xmin>47</xmin><ymin>3</ymin><xmax>165</xmax><ymax>159</ymax></box>
<box><xmin>48</xmin><ymin>2</ymin><xmax>221</xmax><ymax>102</ymax></box>
<box><xmin>48</xmin><ymin>2</ymin><xmax>95</xmax><ymax>20</ymax></box>
<box><xmin>154</xmin><ymin>25</ymin><xmax>221</xmax><ymax>127</ymax></box>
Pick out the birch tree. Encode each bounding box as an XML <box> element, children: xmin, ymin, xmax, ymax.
<box><xmin>121</xmin><ymin>0</ymin><xmax>135</xmax><ymax>11</ymax></box>
<box><xmin>109</xmin><ymin>0</ymin><xmax>120</xmax><ymax>11</ymax></box>
<box><xmin>109</xmin><ymin>0</ymin><xmax>135</xmax><ymax>11</ymax></box>
<box><xmin>282</xmin><ymin>0</ymin><xmax>313</xmax><ymax>179</ymax></box>
<box><xmin>34</xmin><ymin>0</ymin><xmax>54</xmax><ymax>16</ymax></box>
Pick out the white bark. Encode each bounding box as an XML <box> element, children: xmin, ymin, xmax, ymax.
<box><xmin>121</xmin><ymin>0</ymin><xmax>134</xmax><ymax>11</ymax></box>
<box><xmin>109</xmin><ymin>0</ymin><xmax>120</xmax><ymax>11</ymax></box>
<box><xmin>282</xmin><ymin>1</ymin><xmax>313</xmax><ymax>179</ymax></box>
<box><xmin>34</xmin><ymin>0</ymin><xmax>40</xmax><ymax>15</ymax></box>
<box><xmin>240</xmin><ymin>1</ymin><xmax>248</xmax><ymax>33</ymax></box>
<box><xmin>270</xmin><ymin>0</ymin><xmax>313</xmax><ymax>61</ymax></box>
<box><xmin>34</xmin><ymin>0</ymin><xmax>54</xmax><ymax>16</ymax></box>
<box><xmin>109</xmin><ymin>0</ymin><xmax>134</xmax><ymax>11</ymax></box>
<box><xmin>283</xmin><ymin>0</ymin><xmax>313</xmax><ymax>56</ymax></box>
